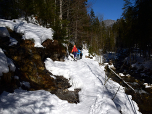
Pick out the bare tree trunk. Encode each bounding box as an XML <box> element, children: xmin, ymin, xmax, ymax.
<box><xmin>66</xmin><ymin>0</ymin><xmax>70</xmax><ymax>38</ymax></box>
<box><xmin>75</xmin><ymin>20</ymin><xmax>77</xmax><ymax>43</ymax></box>
<box><xmin>59</xmin><ymin>0</ymin><xmax>62</xmax><ymax>29</ymax></box>
<box><xmin>54</xmin><ymin>0</ymin><xmax>56</xmax><ymax>26</ymax></box>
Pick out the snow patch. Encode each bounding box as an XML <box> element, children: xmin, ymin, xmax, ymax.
<box><xmin>9</xmin><ymin>37</ymin><xmax>18</xmax><ymax>46</ymax></box>
<box><xmin>14</xmin><ymin>76</ymin><xmax>19</xmax><ymax>80</ymax></box>
<box><xmin>20</xmin><ymin>81</ymin><xmax>30</xmax><ymax>88</ymax></box>
<box><xmin>0</xmin><ymin>19</ymin><xmax>54</xmax><ymax>47</ymax></box>
<box><xmin>0</xmin><ymin>48</ymin><xmax>15</xmax><ymax>76</ymax></box>
<box><xmin>0</xmin><ymin>27</ymin><xmax>10</xmax><ymax>37</ymax></box>
<box><xmin>119</xmin><ymin>73</ymin><xmax>125</xmax><ymax>77</ymax></box>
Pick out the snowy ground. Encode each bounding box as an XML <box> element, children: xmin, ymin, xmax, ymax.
<box><xmin>0</xmin><ymin>19</ymin><xmax>53</xmax><ymax>47</ymax></box>
<box><xmin>0</xmin><ymin>19</ymin><xmax>141</xmax><ymax>114</ymax></box>
<box><xmin>0</xmin><ymin>48</ymin><xmax>16</xmax><ymax>76</ymax></box>
<box><xmin>0</xmin><ymin>50</ymin><xmax>141</xmax><ymax>114</ymax></box>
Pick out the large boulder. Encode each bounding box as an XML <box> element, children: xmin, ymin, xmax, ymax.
<box><xmin>0</xmin><ymin>27</ymin><xmax>10</xmax><ymax>48</ymax></box>
<box><xmin>1</xmin><ymin>38</ymin><xmax>56</xmax><ymax>92</ymax></box>
<box><xmin>13</xmin><ymin>39</ymin><xmax>56</xmax><ymax>91</ymax></box>
<box><xmin>0</xmin><ymin>29</ymin><xmax>80</xmax><ymax>103</ymax></box>
<box><xmin>39</xmin><ymin>39</ymin><xmax>66</xmax><ymax>61</ymax></box>
<box><xmin>0</xmin><ymin>27</ymin><xmax>10</xmax><ymax>37</ymax></box>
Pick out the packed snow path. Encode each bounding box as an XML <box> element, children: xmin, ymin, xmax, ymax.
<box><xmin>0</xmin><ymin>52</ymin><xmax>141</xmax><ymax>114</ymax></box>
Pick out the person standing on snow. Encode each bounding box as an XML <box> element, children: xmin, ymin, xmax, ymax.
<box><xmin>71</xmin><ymin>45</ymin><xmax>78</xmax><ymax>60</ymax></box>
<box><xmin>80</xmin><ymin>50</ymin><xmax>83</xmax><ymax>59</ymax></box>
<box><xmin>77</xmin><ymin>48</ymin><xmax>81</xmax><ymax>60</ymax></box>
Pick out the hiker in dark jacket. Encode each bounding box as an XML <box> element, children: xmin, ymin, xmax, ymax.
<box><xmin>71</xmin><ymin>45</ymin><xmax>78</xmax><ymax>60</ymax></box>
<box><xmin>80</xmin><ymin>50</ymin><xmax>83</xmax><ymax>59</ymax></box>
<box><xmin>78</xmin><ymin>46</ymin><xmax>83</xmax><ymax>59</ymax></box>
<box><xmin>77</xmin><ymin>49</ymin><xmax>81</xmax><ymax>59</ymax></box>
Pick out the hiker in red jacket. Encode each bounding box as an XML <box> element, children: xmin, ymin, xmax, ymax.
<box><xmin>71</xmin><ymin>45</ymin><xmax>78</xmax><ymax>60</ymax></box>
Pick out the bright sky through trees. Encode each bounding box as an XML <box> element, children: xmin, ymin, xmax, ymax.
<box><xmin>88</xmin><ymin>0</ymin><xmax>125</xmax><ymax>20</ymax></box>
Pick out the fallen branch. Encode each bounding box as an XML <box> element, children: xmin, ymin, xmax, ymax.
<box><xmin>108</xmin><ymin>65</ymin><xmax>136</xmax><ymax>93</ymax></box>
<box><xmin>112</xmin><ymin>86</ymin><xmax>121</xmax><ymax>100</ymax></box>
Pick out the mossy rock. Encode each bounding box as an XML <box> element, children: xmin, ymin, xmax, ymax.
<box><xmin>37</xmin><ymin>66</ymin><xmax>45</xmax><ymax>71</ymax></box>
<box><xmin>13</xmin><ymin>56</ymin><xmax>21</xmax><ymax>61</ymax></box>
<box><xmin>2</xmin><ymin>72</ymin><xmax>12</xmax><ymax>83</ymax></box>
<box><xmin>33</xmin><ymin>54</ymin><xmax>41</xmax><ymax>60</ymax></box>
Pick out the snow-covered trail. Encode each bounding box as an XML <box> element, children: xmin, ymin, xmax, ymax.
<box><xmin>0</xmin><ymin>54</ymin><xmax>141</xmax><ymax>114</ymax></box>
<box><xmin>45</xmin><ymin>58</ymin><xmax>120</xmax><ymax>114</ymax></box>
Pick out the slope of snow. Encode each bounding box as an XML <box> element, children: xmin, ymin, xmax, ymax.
<box><xmin>0</xmin><ymin>48</ymin><xmax>16</xmax><ymax>76</ymax></box>
<box><xmin>9</xmin><ymin>37</ymin><xmax>18</xmax><ymax>46</ymax></box>
<box><xmin>0</xmin><ymin>49</ymin><xmax>141</xmax><ymax>114</ymax></box>
<box><xmin>0</xmin><ymin>26</ymin><xmax>18</xmax><ymax>46</ymax></box>
<box><xmin>0</xmin><ymin>19</ymin><xmax>53</xmax><ymax>47</ymax></box>
<box><xmin>0</xmin><ymin>48</ymin><xmax>9</xmax><ymax>76</ymax></box>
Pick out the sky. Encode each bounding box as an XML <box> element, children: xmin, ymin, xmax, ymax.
<box><xmin>87</xmin><ymin>0</ymin><xmax>125</xmax><ymax>20</ymax></box>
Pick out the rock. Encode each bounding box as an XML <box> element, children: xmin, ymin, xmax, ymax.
<box><xmin>0</xmin><ymin>27</ymin><xmax>10</xmax><ymax>37</ymax></box>
<box><xmin>126</xmin><ymin>74</ymin><xmax>131</xmax><ymax>78</ymax></box>
<box><xmin>90</xmin><ymin>57</ymin><xmax>93</xmax><ymax>59</ymax></box>
<box><xmin>53</xmin><ymin>76</ymin><xmax>80</xmax><ymax>103</ymax></box>
<box><xmin>0</xmin><ymin>30</ymin><xmax>80</xmax><ymax>104</ymax></box>
<box><xmin>22</xmin><ymin>39</ymin><xmax>35</xmax><ymax>48</ymax></box>
<box><xmin>4</xmin><ymin>38</ymin><xmax>57</xmax><ymax>92</ymax></box>
<box><xmin>85</xmin><ymin>55</ymin><xmax>93</xmax><ymax>59</ymax></box>
<box><xmin>109</xmin><ymin>60</ymin><xmax>113</xmax><ymax>65</ymax></box>
<box><xmin>55</xmin><ymin>76</ymin><xmax>71</xmax><ymax>89</ymax></box>
<box><xmin>41</xmin><ymin>39</ymin><xmax>66</xmax><ymax>61</ymax></box>
<box><xmin>135</xmin><ymin>79</ymin><xmax>138</xmax><ymax>83</ymax></box>
<box><xmin>56</xmin><ymin>89</ymin><xmax>80</xmax><ymax>103</ymax></box>
<box><xmin>0</xmin><ymin>70</ymin><xmax>18</xmax><ymax>93</ymax></box>
<box><xmin>0</xmin><ymin>36</ymin><xmax>10</xmax><ymax>48</ymax></box>
<box><xmin>33</xmin><ymin>54</ymin><xmax>41</xmax><ymax>60</ymax></box>
<box><xmin>2</xmin><ymin>72</ymin><xmax>12</xmax><ymax>83</ymax></box>
<box><xmin>42</xmin><ymin>39</ymin><xmax>58</xmax><ymax>47</ymax></box>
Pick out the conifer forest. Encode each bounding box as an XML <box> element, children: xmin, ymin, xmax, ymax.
<box><xmin>0</xmin><ymin>0</ymin><xmax>152</xmax><ymax>57</ymax></box>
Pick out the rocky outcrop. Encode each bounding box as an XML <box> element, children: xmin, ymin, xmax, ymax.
<box><xmin>5</xmin><ymin>39</ymin><xmax>56</xmax><ymax>91</ymax></box>
<box><xmin>41</xmin><ymin>39</ymin><xmax>66</xmax><ymax>61</ymax></box>
<box><xmin>0</xmin><ymin>28</ymin><xmax>80</xmax><ymax>103</ymax></box>
<box><xmin>54</xmin><ymin>76</ymin><xmax>80</xmax><ymax>103</ymax></box>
